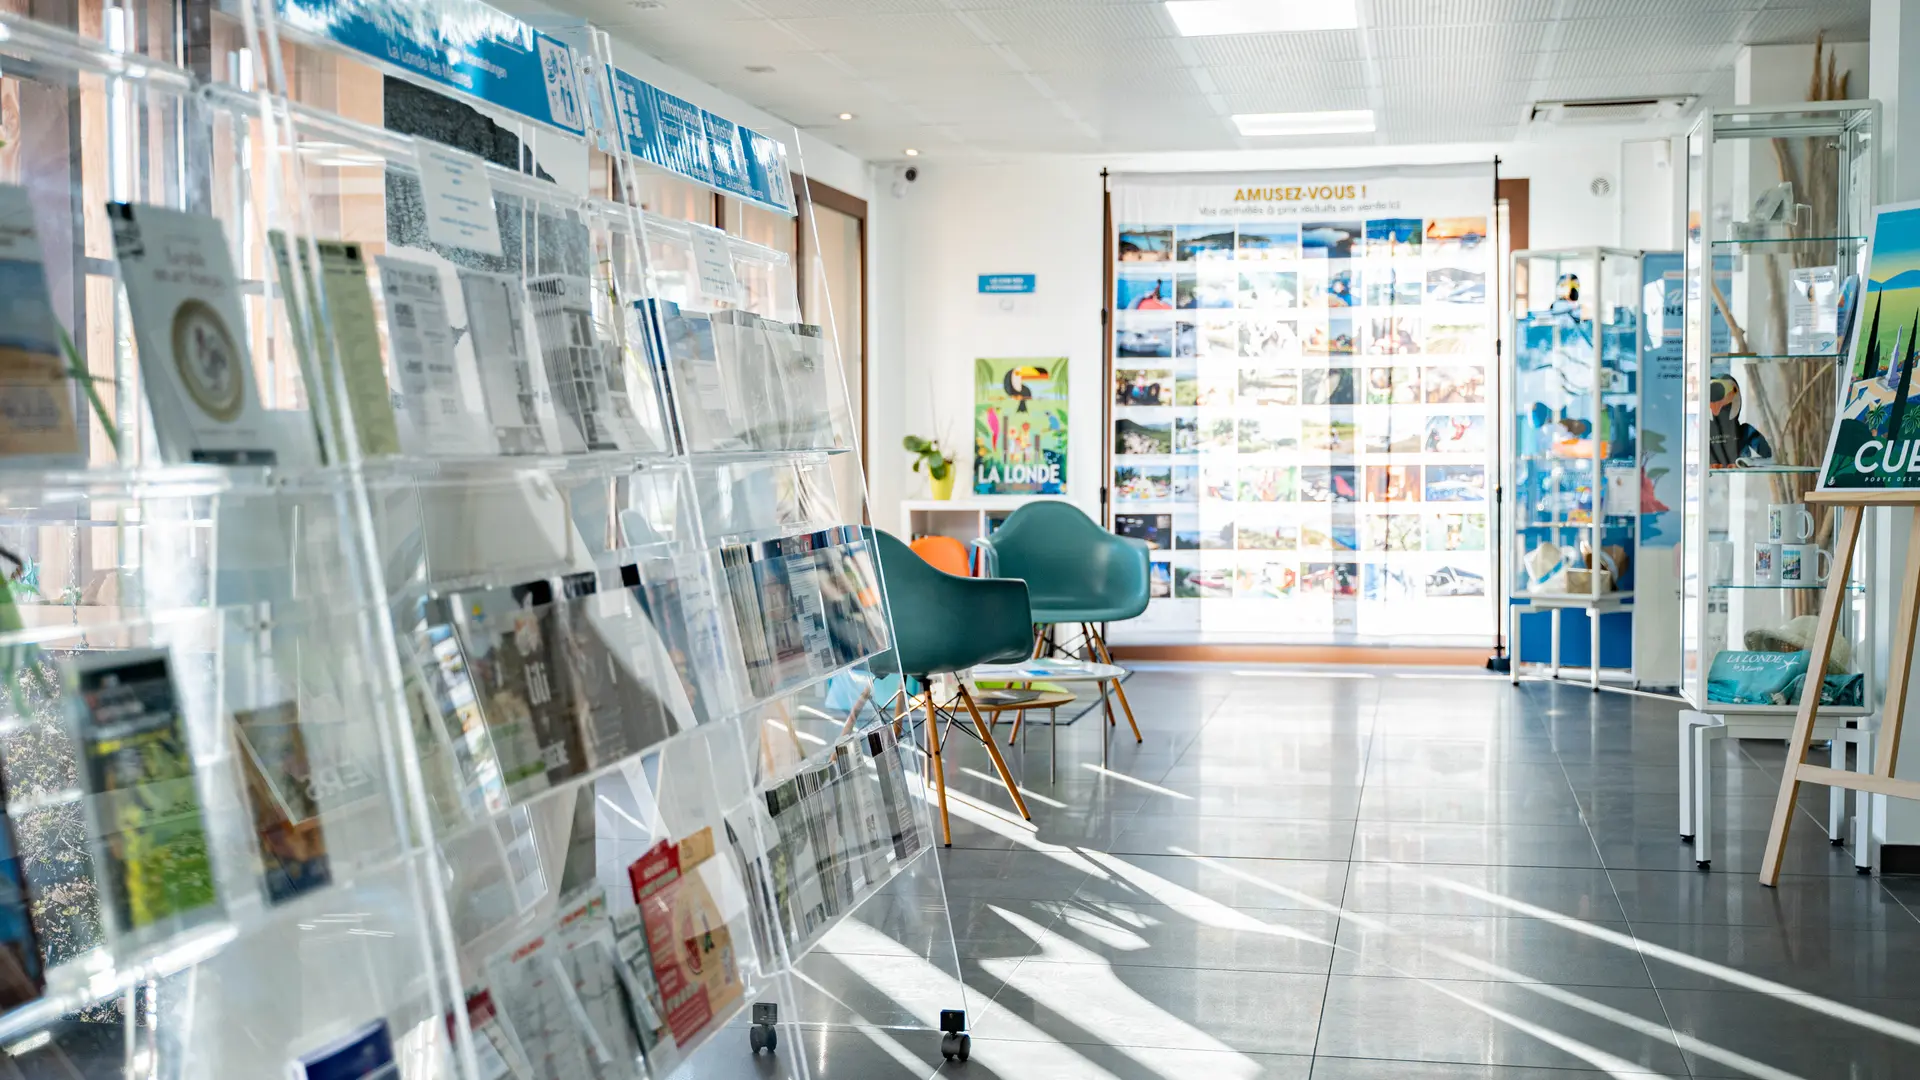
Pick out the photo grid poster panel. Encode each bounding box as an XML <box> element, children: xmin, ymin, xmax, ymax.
<box><xmin>1109</xmin><ymin>167</ymin><xmax>1497</xmax><ymax>644</ymax></box>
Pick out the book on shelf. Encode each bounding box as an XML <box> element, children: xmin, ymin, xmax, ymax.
<box><xmin>375</xmin><ymin>255</ymin><xmax>495</xmax><ymax>455</ymax></box>
<box><xmin>457</xmin><ymin>269</ymin><xmax>563</xmax><ymax>455</ymax></box>
<box><xmin>64</xmin><ymin>649</ymin><xmax>224</xmax><ymax>951</ymax></box>
<box><xmin>109</xmin><ymin>203</ymin><xmax>285</xmax><ymax>466</ymax></box>
<box><xmin>294</xmin><ymin>1019</ymin><xmax>398</xmax><ymax>1080</ymax></box>
<box><xmin>627</xmin><ymin>828</ymin><xmax>743</xmax><ymax>1048</ymax></box>
<box><xmin>268</xmin><ymin>233</ymin><xmax>402</xmax><ymax>461</ymax></box>
<box><xmin>231</xmin><ymin>700</ymin><xmax>332</xmax><ymax>904</ymax></box>
<box><xmin>0</xmin><ymin>183</ymin><xmax>82</xmax><ymax>468</ymax></box>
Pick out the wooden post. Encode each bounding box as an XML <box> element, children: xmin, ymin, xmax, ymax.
<box><xmin>1760</xmin><ymin>492</ymin><xmax>1920</xmax><ymax>884</ymax></box>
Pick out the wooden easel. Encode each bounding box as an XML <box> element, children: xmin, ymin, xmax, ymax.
<box><xmin>1760</xmin><ymin>490</ymin><xmax>1920</xmax><ymax>885</ymax></box>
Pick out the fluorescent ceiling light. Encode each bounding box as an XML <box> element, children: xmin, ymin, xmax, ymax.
<box><xmin>1233</xmin><ymin>109</ymin><xmax>1375</xmax><ymax>136</ymax></box>
<box><xmin>1166</xmin><ymin>0</ymin><xmax>1357</xmax><ymax>35</ymax></box>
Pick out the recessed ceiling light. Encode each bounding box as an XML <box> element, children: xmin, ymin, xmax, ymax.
<box><xmin>904</xmin><ymin>148</ymin><xmax>920</xmax><ymax>156</ymax></box>
<box><xmin>1166</xmin><ymin>0</ymin><xmax>1357</xmax><ymax>35</ymax></box>
<box><xmin>838</xmin><ymin>112</ymin><xmax>855</xmax><ymax>121</ymax></box>
<box><xmin>1233</xmin><ymin>109</ymin><xmax>1375</xmax><ymax>136</ymax></box>
<box><xmin>744</xmin><ymin>64</ymin><xmax>775</xmax><ymax>73</ymax></box>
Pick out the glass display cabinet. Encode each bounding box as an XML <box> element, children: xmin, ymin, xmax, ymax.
<box><xmin>1507</xmin><ymin>248</ymin><xmax>1642</xmax><ymax>689</ymax></box>
<box><xmin>1679</xmin><ymin>101</ymin><xmax>1880</xmax><ymax>871</ymax></box>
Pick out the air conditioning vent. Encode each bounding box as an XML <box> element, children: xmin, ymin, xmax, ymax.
<box><xmin>1530</xmin><ymin>97</ymin><xmax>1694</xmax><ymax>126</ymax></box>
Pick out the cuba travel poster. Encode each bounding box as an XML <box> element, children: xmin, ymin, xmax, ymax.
<box><xmin>1822</xmin><ymin>200</ymin><xmax>1920</xmax><ymax>489</ymax></box>
<box><xmin>975</xmin><ymin>358</ymin><xmax>1068</xmax><ymax>494</ymax></box>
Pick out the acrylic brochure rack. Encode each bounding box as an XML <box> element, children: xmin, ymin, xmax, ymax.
<box><xmin>0</xmin><ymin>4</ymin><xmax>964</xmax><ymax>1079</ymax></box>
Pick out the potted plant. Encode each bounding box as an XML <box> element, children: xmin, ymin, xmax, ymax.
<box><xmin>903</xmin><ymin>434</ymin><xmax>956</xmax><ymax>500</ymax></box>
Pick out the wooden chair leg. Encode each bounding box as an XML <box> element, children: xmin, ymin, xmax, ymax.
<box><xmin>1087</xmin><ymin>624</ymin><xmax>1144</xmax><ymax>744</ymax></box>
<box><xmin>839</xmin><ymin>682</ymin><xmax>875</xmax><ymax>738</ymax></box>
<box><xmin>925</xmin><ymin>690</ymin><xmax>953</xmax><ymax>846</ymax></box>
<box><xmin>1007</xmin><ymin>709</ymin><xmax>1025</xmax><ymax>746</ymax></box>
<box><xmin>957</xmin><ymin>684</ymin><xmax>1032</xmax><ymax>821</ymax></box>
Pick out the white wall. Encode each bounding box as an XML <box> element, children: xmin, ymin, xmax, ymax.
<box><xmin>867</xmin><ymin>137</ymin><xmax>1632</xmax><ymax>532</ymax></box>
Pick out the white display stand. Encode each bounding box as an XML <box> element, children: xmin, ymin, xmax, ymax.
<box><xmin>901</xmin><ymin>494</ymin><xmax>1071</xmax><ymax>544</ymax></box>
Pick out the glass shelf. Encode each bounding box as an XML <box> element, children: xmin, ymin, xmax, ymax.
<box><xmin>1705</xmin><ymin>464</ymin><xmax>1821</xmax><ymax>476</ymax></box>
<box><xmin>1711</xmin><ymin>353</ymin><xmax>1842</xmax><ymax>363</ymax></box>
<box><xmin>1710</xmin><ymin>235</ymin><xmax>1863</xmax><ymax>246</ymax></box>
<box><xmin>1711</xmin><ymin>581</ymin><xmax>1863</xmax><ymax>592</ymax></box>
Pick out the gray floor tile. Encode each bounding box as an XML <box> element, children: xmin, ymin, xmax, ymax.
<box><xmin>1630</xmin><ymin>920</ymin><xmax>1920</xmax><ymax>999</ymax></box>
<box><xmin>1113</xmin><ymin>814</ymin><xmax>1360</xmax><ymax>861</ymax></box>
<box><xmin>1072</xmin><ymin>853</ymin><xmax>1351</xmax><ymax>911</ymax></box>
<box><xmin>938</xmin><ymin>848</ymin><xmax>1105</xmax><ymax>900</ymax></box>
<box><xmin>1330</xmin><ymin>912</ymin><xmax>1653</xmax><ymax>987</ymax></box>
<box><xmin>1040</xmin><ymin>899</ymin><xmax>1338</xmax><ymax>974</ymax></box>
<box><xmin>1660</xmin><ymin>985</ymin><xmax>1920</xmax><ymax>1079</ymax></box>
<box><xmin>1341</xmin><ymin>863</ymin><xmax>1627</xmax><ymax>921</ymax></box>
<box><xmin>1314</xmin><ymin>975</ymin><xmax>1689</xmax><ymax>1074</ymax></box>
<box><xmin>961</xmin><ymin>1040</ymin><xmax>1315</xmax><ymax>1079</ymax></box>
<box><xmin>1356</xmin><ymin>785</ymin><xmax>1586</xmax><ymax>826</ymax></box>
<box><xmin>1351</xmin><ymin>821</ymin><xmax>1604</xmax><ymax>868</ymax></box>
<box><xmin>1308</xmin><ymin>1060</ymin><xmax>1684</xmax><ymax>1079</ymax></box>
<box><xmin>1609</xmin><ymin>868</ymin><xmax>1918</xmax><ymax>929</ymax></box>
<box><xmin>975</xmin><ymin>963</ymin><xmax>1327</xmax><ymax>1055</ymax></box>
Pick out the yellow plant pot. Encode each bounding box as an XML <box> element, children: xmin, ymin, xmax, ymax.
<box><xmin>929</xmin><ymin>470</ymin><xmax>956</xmax><ymax>500</ymax></box>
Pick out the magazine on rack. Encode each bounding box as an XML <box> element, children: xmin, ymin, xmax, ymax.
<box><xmin>527</xmin><ymin>274</ymin><xmax>624</xmax><ymax>452</ymax></box>
<box><xmin>231</xmin><ymin>700</ymin><xmax>332</xmax><ymax>904</ymax></box>
<box><xmin>620</xmin><ymin>558</ymin><xmax>720</xmax><ymax>728</ymax></box>
<box><xmin>486</xmin><ymin>922</ymin><xmax>600</xmax><ymax>1080</ymax></box>
<box><xmin>627</xmin><ymin>829</ymin><xmax>743</xmax><ymax>1047</ymax></box>
<box><xmin>109</xmin><ymin>203</ymin><xmax>284</xmax><ymax>465</ymax></box>
<box><xmin>867</xmin><ymin>724</ymin><xmax>923</xmax><ymax>862</ymax></box>
<box><xmin>776</xmin><ymin>533</ymin><xmax>837</xmax><ymax>678</ymax></box>
<box><xmin>719</xmin><ymin>545</ymin><xmax>777</xmax><ymax>699</ymax></box>
<box><xmin>449</xmin><ymin>583</ymin><xmax>584</xmax><ymax>798</ymax></box>
<box><xmin>609</xmin><ymin>905</ymin><xmax>672</xmax><ymax>1057</ymax></box>
<box><xmin>636</xmin><ymin>299</ymin><xmax>743</xmax><ymax>452</ymax></box>
<box><xmin>457</xmin><ymin>269</ymin><xmax>562</xmax><ymax>455</ymax></box>
<box><xmin>64</xmin><ymin>649</ymin><xmax>223</xmax><ymax>949</ymax></box>
<box><xmin>0</xmin><ymin>184</ymin><xmax>81</xmax><ymax>468</ymax></box>
<box><xmin>555</xmin><ymin>571</ymin><xmax>678</xmax><ymax>768</ymax></box>
<box><xmin>552</xmin><ymin>886</ymin><xmax>644</xmax><ymax>1075</ymax></box>
<box><xmin>294</xmin><ymin>1019</ymin><xmax>398</xmax><ymax>1080</ymax></box>
<box><xmin>447</xmin><ymin>986</ymin><xmax>534</xmax><ymax>1080</ymax></box>
<box><xmin>268</xmin><ymin>234</ymin><xmax>402</xmax><ymax>460</ymax></box>
<box><xmin>375</xmin><ymin>255</ymin><xmax>494</xmax><ymax>455</ymax></box>
<box><xmin>710</xmin><ymin>309</ymin><xmax>777</xmax><ymax>449</ymax></box>
<box><xmin>413</xmin><ymin>599</ymin><xmax>512</xmax><ymax>818</ymax></box>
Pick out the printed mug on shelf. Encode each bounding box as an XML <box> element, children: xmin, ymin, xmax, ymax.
<box><xmin>1778</xmin><ymin>542</ymin><xmax>1832</xmax><ymax>586</ymax></box>
<box><xmin>1767</xmin><ymin>502</ymin><xmax>1816</xmax><ymax>543</ymax></box>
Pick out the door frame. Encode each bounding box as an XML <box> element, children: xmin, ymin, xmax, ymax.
<box><xmin>787</xmin><ymin>176</ymin><xmax>870</xmax><ymax>483</ymax></box>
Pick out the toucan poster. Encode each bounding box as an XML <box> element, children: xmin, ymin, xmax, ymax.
<box><xmin>975</xmin><ymin>358</ymin><xmax>1068</xmax><ymax>494</ymax></box>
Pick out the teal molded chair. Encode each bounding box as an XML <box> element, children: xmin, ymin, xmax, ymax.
<box><xmin>979</xmin><ymin>502</ymin><xmax>1148</xmax><ymax>744</ymax></box>
<box><xmin>869</xmin><ymin>528</ymin><xmax>1032</xmax><ymax>844</ymax></box>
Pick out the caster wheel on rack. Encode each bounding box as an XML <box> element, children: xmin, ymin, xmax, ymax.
<box><xmin>1695</xmin><ymin>860</ymin><xmax>1710</xmax><ymax>870</ymax></box>
<box><xmin>941</xmin><ymin>1033</ymin><xmax>970</xmax><ymax>1063</ymax></box>
<box><xmin>1680</xmin><ymin>834</ymin><xmax>1693</xmax><ymax>844</ymax></box>
<box><xmin>750</xmin><ymin>1025</ymin><xmax>777</xmax><ymax>1054</ymax></box>
<box><xmin>1832</xmin><ymin>837</ymin><xmax>1847</xmax><ymax>846</ymax></box>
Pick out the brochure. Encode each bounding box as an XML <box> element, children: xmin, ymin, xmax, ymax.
<box><xmin>555</xmin><ymin>573</ymin><xmax>675</xmax><ymax>769</ymax></box>
<box><xmin>528</xmin><ymin>274</ymin><xmax>658</xmax><ymax>453</ymax></box>
<box><xmin>552</xmin><ymin>887</ymin><xmax>643</xmax><ymax>1075</ymax></box>
<box><xmin>269</xmin><ymin>233</ymin><xmax>401</xmax><ymax>460</ymax></box>
<box><xmin>867</xmin><ymin>725</ymin><xmax>922</xmax><ymax>862</ymax></box>
<box><xmin>231</xmin><ymin>700</ymin><xmax>332</xmax><ymax>904</ymax></box>
<box><xmin>625</xmin><ymin>556</ymin><xmax>729</xmax><ymax>727</ymax></box>
<box><xmin>486</xmin><ymin>925</ymin><xmax>599</xmax><ymax>1080</ymax></box>
<box><xmin>108</xmin><ymin>203</ymin><xmax>284</xmax><ymax>465</ymax></box>
<box><xmin>0</xmin><ymin>184</ymin><xmax>81</xmax><ymax>467</ymax></box>
<box><xmin>295</xmin><ymin>1019</ymin><xmax>398</xmax><ymax>1080</ymax></box>
<box><xmin>414</xmin><ymin>602</ymin><xmax>512</xmax><ymax>818</ymax></box>
<box><xmin>457</xmin><ymin>269</ymin><xmax>558</xmax><ymax>455</ymax></box>
<box><xmin>450</xmin><ymin>585</ymin><xmax>583</xmax><ymax>795</ymax></box>
<box><xmin>65</xmin><ymin>649</ymin><xmax>223</xmax><ymax>949</ymax></box>
<box><xmin>448</xmin><ymin>987</ymin><xmax>534</xmax><ymax>1080</ymax></box>
<box><xmin>627</xmin><ymin>830</ymin><xmax>743</xmax><ymax>1048</ymax></box>
<box><xmin>375</xmin><ymin>256</ymin><xmax>494</xmax><ymax>455</ymax></box>
<box><xmin>640</xmin><ymin>300</ymin><xmax>744</xmax><ymax>452</ymax></box>
<box><xmin>609</xmin><ymin>905</ymin><xmax>672</xmax><ymax>1057</ymax></box>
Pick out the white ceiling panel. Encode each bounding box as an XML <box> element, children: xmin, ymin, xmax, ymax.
<box><xmin>561</xmin><ymin>0</ymin><xmax>1871</xmax><ymax>158</ymax></box>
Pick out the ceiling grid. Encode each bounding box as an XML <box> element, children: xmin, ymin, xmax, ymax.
<box><xmin>563</xmin><ymin>0</ymin><xmax>1873</xmax><ymax>158</ymax></box>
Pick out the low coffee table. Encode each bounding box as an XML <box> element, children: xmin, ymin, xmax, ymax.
<box><xmin>970</xmin><ymin>658</ymin><xmax>1130</xmax><ymax>776</ymax></box>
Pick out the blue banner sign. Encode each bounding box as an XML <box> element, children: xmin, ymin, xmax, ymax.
<box><xmin>608</xmin><ymin>66</ymin><xmax>795</xmax><ymax>216</ymax></box>
<box><xmin>979</xmin><ymin>274</ymin><xmax>1037</xmax><ymax>294</ymax></box>
<box><xmin>277</xmin><ymin>0</ymin><xmax>590</xmax><ymax>136</ymax></box>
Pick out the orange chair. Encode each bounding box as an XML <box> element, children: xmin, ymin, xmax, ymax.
<box><xmin>909</xmin><ymin>535</ymin><xmax>972</xmax><ymax>577</ymax></box>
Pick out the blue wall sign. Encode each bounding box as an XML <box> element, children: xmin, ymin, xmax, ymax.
<box><xmin>277</xmin><ymin>0</ymin><xmax>589</xmax><ymax>136</ymax></box>
<box><xmin>979</xmin><ymin>274</ymin><xmax>1037</xmax><ymax>294</ymax></box>
<box><xmin>607</xmin><ymin>67</ymin><xmax>795</xmax><ymax>215</ymax></box>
